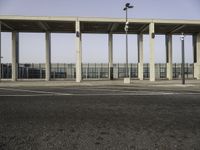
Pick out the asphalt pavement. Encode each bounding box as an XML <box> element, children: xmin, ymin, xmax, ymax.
<box><xmin>0</xmin><ymin>81</ymin><xmax>200</xmax><ymax>150</ymax></box>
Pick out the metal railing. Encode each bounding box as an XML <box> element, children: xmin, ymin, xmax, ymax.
<box><xmin>0</xmin><ymin>63</ymin><xmax>194</xmax><ymax>80</ymax></box>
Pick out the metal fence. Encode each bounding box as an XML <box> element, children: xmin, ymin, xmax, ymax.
<box><xmin>0</xmin><ymin>63</ymin><xmax>194</xmax><ymax>80</ymax></box>
<box><xmin>82</xmin><ymin>64</ymin><xmax>109</xmax><ymax>79</ymax></box>
<box><xmin>173</xmin><ymin>63</ymin><xmax>194</xmax><ymax>79</ymax></box>
<box><xmin>1</xmin><ymin>63</ymin><xmax>12</xmax><ymax>79</ymax></box>
<box><xmin>18</xmin><ymin>64</ymin><xmax>45</xmax><ymax>79</ymax></box>
<box><xmin>51</xmin><ymin>64</ymin><xmax>75</xmax><ymax>79</ymax></box>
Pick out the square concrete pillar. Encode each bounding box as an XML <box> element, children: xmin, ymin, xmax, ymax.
<box><xmin>149</xmin><ymin>22</ymin><xmax>155</xmax><ymax>81</ymax></box>
<box><xmin>193</xmin><ymin>34</ymin><xmax>197</xmax><ymax>78</ymax></box>
<box><xmin>166</xmin><ymin>34</ymin><xmax>173</xmax><ymax>80</ymax></box>
<box><xmin>194</xmin><ymin>33</ymin><xmax>200</xmax><ymax>79</ymax></box>
<box><xmin>108</xmin><ymin>33</ymin><xmax>113</xmax><ymax>80</ymax></box>
<box><xmin>76</xmin><ymin>20</ymin><xmax>82</xmax><ymax>82</ymax></box>
<box><xmin>137</xmin><ymin>34</ymin><xmax>143</xmax><ymax>80</ymax></box>
<box><xmin>0</xmin><ymin>21</ymin><xmax>1</xmax><ymax>80</ymax></box>
<box><xmin>155</xmin><ymin>64</ymin><xmax>160</xmax><ymax>79</ymax></box>
<box><xmin>45</xmin><ymin>32</ymin><xmax>51</xmax><ymax>81</ymax></box>
<box><xmin>12</xmin><ymin>32</ymin><xmax>19</xmax><ymax>81</ymax></box>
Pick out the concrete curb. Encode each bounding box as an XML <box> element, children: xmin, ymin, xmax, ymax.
<box><xmin>0</xmin><ymin>79</ymin><xmax>200</xmax><ymax>88</ymax></box>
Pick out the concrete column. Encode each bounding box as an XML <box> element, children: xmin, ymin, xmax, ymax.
<box><xmin>149</xmin><ymin>22</ymin><xmax>155</xmax><ymax>81</ymax></box>
<box><xmin>166</xmin><ymin>34</ymin><xmax>173</xmax><ymax>80</ymax></box>
<box><xmin>137</xmin><ymin>34</ymin><xmax>143</xmax><ymax>80</ymax></box>
<box><xmin>193</xmin><ymin>34</ymin><xmax>197</xmax><ymax>78</ymax></box>
<box><xmin>12</xmin><ymin>32</ymin><xmax>19</xmax><ymax>81</ymax></box>
<box><xmin>0</xmin><ymin>21</ymin><xmax>1</xmax><ymax>80</ymax></box>
<box><xmin>108</xmin><ymin>33</ymin><xmax>113</xmax><ymax>80</ymax></box>
<box><xmin>194</xmin><ymin>33</ymin><xmax>200</xmax><ymax>79</ymax></box>
<box><xmin>45</xmin><ymin>32</ymin><xmax>51</xmax><ymax>81</ymax></box>
<box><xmin>76</xmin><ymin>20</ymin><xmax>82</xmax><ymax>82</ymax></box>
<box><xmin>193</xmin><ymin>34</ymin><xmax>197</xmax><ymax>64</ymax></box>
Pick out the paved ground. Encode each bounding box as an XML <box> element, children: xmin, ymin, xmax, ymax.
<box><xmin>0</xmin><ymin>80</ymin><xmax>200</xmax><ymax>150</ymax></box>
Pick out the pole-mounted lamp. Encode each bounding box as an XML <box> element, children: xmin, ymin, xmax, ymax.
<box><xmin>123</xmin><ymin>3</ymin><xmax>133</xmax><ymax>78</ymax></box>
<box><xmin>180</xmin><ymin>33</ymin><xmax>185</xmax><ymax>85</ymax></box>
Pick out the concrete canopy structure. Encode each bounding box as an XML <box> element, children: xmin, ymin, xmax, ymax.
<box><xmin>0</xmin><ymin>16</ymin><xmax>200</xmax><ymax>82</ymax></box>
<box><xmin>1</xmin><ymin>16</ymin><xmax>200</xmax><ymax>34</ymax></box>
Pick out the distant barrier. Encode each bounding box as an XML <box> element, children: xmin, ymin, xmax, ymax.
<box><xmin>0</xmin><ymin>63</ymin><xmax>194</xmax><ymax>80</ymax></box>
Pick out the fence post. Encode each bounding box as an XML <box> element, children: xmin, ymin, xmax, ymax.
<box><xmin>27</xmin><ymin>67</ymin><xmax>29</xmax><ymax>79</ymax></box>
<box><xmin>118</xmin><ymin>63</ymin><xmax>119</xmax><ymax>78</ymax></box>
<box><xmin>174</xmin><ymin>63</ymin><xmax>176</xmax><ymax>78</ymax></box>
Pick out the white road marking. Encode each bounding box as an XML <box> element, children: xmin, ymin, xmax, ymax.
<box><xmin>0</xmin><ymin>87</ymin><xmax>72</xmax><ymax>95</ymax></box>
<box><xmin>70</xmin><ymin>93</ymin><xmax>174</xmax><ymax>96</ymax></box>
<box><xmin>53</xmin><ymin>87</ymin><xmax>144</xmax><ymax>93</ymax></box>
<box><xmin>68</xmin><ymin>92</ymin><xmax>200</xmax><ymax>96</ymax></box>
<box><xmin>0</xmin><ymin>93</ymin><xmax>199</xmax><ymax>97</ymax></box>
<box><xmin>52</xmin><ymin>87</ymin><xmax>178</xmax><ymax>95</ymax></box>
<box><xmin>0</xmin><ymin>87</ymin><xmax>199</xmax><ymax>97</ymax></box>
<box><xmin>0</xmin><ymin>94</ymin><xmax>53</xmax><ymax>97</ymax></box>
<box><xmin>0</xmin><ymin>94</ymin><xmax>73</xmax><ymax>97</ymax></box>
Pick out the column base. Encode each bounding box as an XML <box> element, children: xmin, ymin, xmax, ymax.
<box><xmin>124</xmin><ymin>77</ymin><xmax>131</xmax><ymax>84</ymax></box>
<box><xmin>109</xmin><ymin>67</ymin><xmax>113</xmax><ymax>80</ymax></box>
<box><xmin>149</xmin><ymin>78</ymin><xmax>156</xmax><ymax>82</ymax></box>
<box><xmin>12</xmin><ymin>79</ymin><xmax>17</xmax><ymax>82</ymax></box>
<box><xmin>76</xmin><ymin>78</ymin><xmax>81</xmax><ymax>83</ymax></box>
<box><xmin>138</xmin><ymin>63</ymin><xmax>143</xmax><ymax>80</ymax></box>
<box><xmin>194</xmin><ymin>63</ymin><xmax>200</xmax><ymax>79</ymax></box>
<box><xmin>166</xmin><ymin>63</ymin><xmax>173</xmax><ymax>80</ymax></box>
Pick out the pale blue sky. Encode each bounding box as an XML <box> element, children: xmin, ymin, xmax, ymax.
<box><xmin>0</xmin><ymin>0</ymin><xmax>200</xmax><ymax>63</ymax></box>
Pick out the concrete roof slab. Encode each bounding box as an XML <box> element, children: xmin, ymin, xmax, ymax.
<box><xmin>0</xmin><ymin>16</ymin><xmax>200</xmax><ymax>34</ymax></box>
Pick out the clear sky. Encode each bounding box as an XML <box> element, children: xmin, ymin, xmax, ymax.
<box><xmin>0</xmin><ymin>0</ymin><xmax>200</xmax><ymax>63</ymax></box>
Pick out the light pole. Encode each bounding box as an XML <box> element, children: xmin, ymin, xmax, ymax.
<box><xmin>123</xmin><ymin>3</ymin><xmax>133</xmax><ymax>78</ymax></box>
<box><xmin>0</xmin><ymin>56</ymin><xmax>2</xmax><ymax>80</ymax></box>
<box><xmin>180</xmin><ymin>33</ymin><xmax>185</xmax><ymax>85</ymax></box>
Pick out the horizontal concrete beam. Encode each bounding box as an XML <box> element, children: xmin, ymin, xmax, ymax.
<box><xmin>1</xmin><ymin>21</ymin><xmax>14</xmax><ymax>31</ymax></box>
<box><xmin>168</xmin><ymin>25</ymin><xmax>185</xmax><ymax>34</ymax></box>
<box><xmin>1</xmin><ymin>16</ymin><xmax>200</xmax><ymax>25</ymax></box>
<box><xmin>0</xmin><ymin>16</ymin><xmax>200</xmax><ymax>35</ymax></box>
<box><xmin>0</xmin><ymin>15</ymin><xmax>77</xmax><ymax>21</ymax></box>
